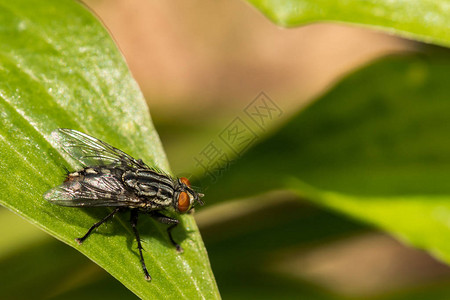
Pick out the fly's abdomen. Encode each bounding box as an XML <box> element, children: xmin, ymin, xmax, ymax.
<box><xmin>122</xmin><ymin>169</ymin><xmax>175</xmax><ymax>207</ymax></box>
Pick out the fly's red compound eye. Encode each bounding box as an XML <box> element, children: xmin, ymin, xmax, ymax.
<box><xmin>177</xmin><ymin>191</ymin><xmax>190</xmax><ymax>213</ymax></box>
<box><xmin>180</xmin><ymin>177</ymin><xmax>191</xmax><ymax>187</ymax></box>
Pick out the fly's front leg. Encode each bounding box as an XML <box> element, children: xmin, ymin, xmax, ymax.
<box><xmin>150</xmin><ymin>212</ymin><xmax>183</xmax><ymax>253</ymax></box>
<box><xmin>130</xmin><ymin>209</ymin><xmax>151</xmax><ymax>281</ymax></box>
<box><xmin>76</xmin><ymin>207</ymin><xmax>122</xmax><ymax>244</ymax></box>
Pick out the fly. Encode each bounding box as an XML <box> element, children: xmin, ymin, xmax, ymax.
<box><xmin>43</xmin><ymin>128</ymin><xmax>204</xmax><ymax>281</ymax></box>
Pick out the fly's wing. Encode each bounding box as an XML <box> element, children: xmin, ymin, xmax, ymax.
<box><xmin>53</xmin><ymin>128</ymin><xmax>148</xmax><ymax>169</ymax></box>
<box><xmin>44</xmin><ymin>173</ymin><xmax>143</xmax><ymax>207</ymax></box>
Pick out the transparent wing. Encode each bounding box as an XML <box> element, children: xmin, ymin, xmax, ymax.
<box><xmin>53</xmin><ymin>128</ymin><xmax>148</xmax><ymax>169</ymax></box>
<box><xmin>44</xmin><ymin>174</ymin><xmax>142</xmax><ymax>207</ymax></box>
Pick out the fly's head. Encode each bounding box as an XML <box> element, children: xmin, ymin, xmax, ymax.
<box><xmin>173</xmin><ymin>177</ymin><xmax>204</xmax><ymax>213</ymax></box>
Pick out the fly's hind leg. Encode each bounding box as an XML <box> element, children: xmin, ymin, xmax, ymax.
<box><xmin>150</xmin><ymin>212</ymin><xmax>183</xmax><ymax>253</ymax></box>
<box><xmin>130</xmin><ymin>209</ymin><xmax>151</xmax><ymax>281</ymax></box>
<box><xmin>76</xmin><ymin>207</ymin><xmax>122</xmax><ymax>244</ymax></box>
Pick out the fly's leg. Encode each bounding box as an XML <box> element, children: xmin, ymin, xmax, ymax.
<box><xmin>168</xmin><ymin>223</ymin><xmax>183</xmax><ymax>253</ymax></box>
<box><xmin>76</xmin><ymin>207</ymin><xmax>121</xmax><ymax>244</ymax></box>
<box><xmin>150</xmin><ymin>212</ymin><xmax>183</xmax><ymax>253</ymax></box>
<box><xmin>130</xmin><ymin>209</ymin><xmax>151</xmax><ymax>281</ymax></box>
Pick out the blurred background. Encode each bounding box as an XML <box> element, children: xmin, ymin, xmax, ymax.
<box><xmin>84</xmin><ymin>0</ymin><xmax>413</xmax><ymax>175</ymax></box>
<box><xmin>3</xmin><ymin>0</ymin><xmax>450</xmax><ymax>299</ymax></box>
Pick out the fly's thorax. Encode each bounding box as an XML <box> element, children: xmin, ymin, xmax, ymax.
<box><xmin>122</xmin><ymin>169</ymin><xmax>175</xmax><ymax>208</ymax></box>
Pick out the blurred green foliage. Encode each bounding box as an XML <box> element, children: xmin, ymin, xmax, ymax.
<box><xmin>247</xmin><ymin>0</ymin><xmax>450</xmax><ymax>47</ymax></box>
<box><xmin>203</xmin><ymin>54</ymin><xmax>450</xmax><ymax>268</ymax></box>
<box><xmin>205</xmin><ymin>55</ymin><xmax>450</xmax><ymax>199</ymax></box>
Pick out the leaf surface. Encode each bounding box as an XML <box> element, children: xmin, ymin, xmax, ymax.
<box><xmin>247</xmin><ymin>0</ymin><xmax>450</xmax><ymax>47</ymax></box>
<box><xmin>0</xmin><ymin>1</ymin><xmax>219</xmax><ymax>298</ymax></box>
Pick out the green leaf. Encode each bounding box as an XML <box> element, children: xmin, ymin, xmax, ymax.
<box><xmin>0</xmin><ymin>208</ymin><xmax>50</xmax><ymax>259</ymax></box>
<box><xmin>0</xmin><ymin>209</ymin><xmax>135</xmax><ymax>299</ymax></box>
<box><xmin>0</xmin><ymin>232</ymin><xmax>135</xmax><ymax>299</ymax></box>
<box><xmin>203</xmin><ymin>54</ymin><xmax>450</xmax><ymax>266</ymax></box>
<box><xmin>247</xmin><ymin>0</ymin><xmax>450</xmax><ymax>47</ymax></box>
<box><xmin>0</xmin><ymin>0</ymin><xmax>218</xmax><ymax>298</ymax></box>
